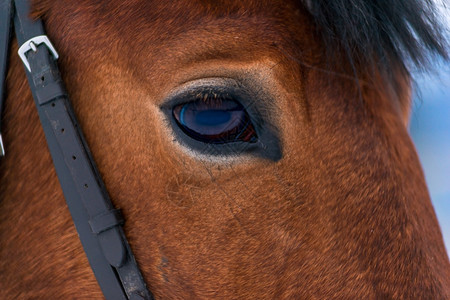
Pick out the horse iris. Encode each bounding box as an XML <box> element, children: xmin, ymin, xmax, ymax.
<box><xmin>172</xmin><ymin>96</ymin><xmax>257</xmax><ymax>144</ymax></box>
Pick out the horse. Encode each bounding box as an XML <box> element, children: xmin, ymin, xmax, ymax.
<box><xmin>1</xmin><ymin>0</ymin><xmax>449</xmax><ymax>298</ymax></box>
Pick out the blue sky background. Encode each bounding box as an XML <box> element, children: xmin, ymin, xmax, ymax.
<box><xmin>409</xmin><ymin>3</ymin><xmax>449</xmax><ymax>255</ymax></box>
<box><xmin>410</xmin><ymin>65</ymin><xmax>450</xmax><ymax>255</ymax></box>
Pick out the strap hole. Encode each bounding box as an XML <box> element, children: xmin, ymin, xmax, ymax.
<box><xmin>51</xmin><ymin>103</ymin><xmax>55</xmax><ymax>107</ymax></box>
<box><xmin>41</xmin><ymin>76</ymin><xmax>45</xmax><ymax>82</ymax></box>
<box><xmin>61</xmin><ymin>128</ymin><xmax>65</xmax><ymax>133</ymax></box>
<box><xmin>72</xmin><ymin>155</ymin><xmax>76</xmax><ymax>160</ymax></box>
<box><xmin>84</xmin><ymin>184</ymin><xmax>89</xmax><ymax>188</ymax></box>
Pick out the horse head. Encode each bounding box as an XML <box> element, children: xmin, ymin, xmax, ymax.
<box><xmin>1</xmin><ymin>0</ymin><xmax>449</xmax><ymax>298</ymax></box>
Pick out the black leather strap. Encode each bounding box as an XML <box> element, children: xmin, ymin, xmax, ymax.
<box><xmin>90</xmin><ymin>209</ymin><xmax>125</xmax><ymax>234</ymax></box>
<box><xmin>0</xmin><ymin>0</ymin><xmax>13</xmax><ymax>155</ymax></box>
<box><xmin>6</xmin><ymin>1</ymin><xmax>154</xmax><ymax>299</ymax></box>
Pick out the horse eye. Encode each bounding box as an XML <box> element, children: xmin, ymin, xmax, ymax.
<box><xmin>172</xmin><ymin>95</ymin><xmax>257</xmax><ymax>144</ymax></box>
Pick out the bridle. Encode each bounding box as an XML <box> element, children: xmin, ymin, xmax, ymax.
<box><xmin>0</xmin><ymin>0</ymin><xmax>154</xmax><ymax>299</ymax></box>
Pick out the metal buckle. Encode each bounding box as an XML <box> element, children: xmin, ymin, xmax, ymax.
<box><xmin>0</xmin><ymin>133</ymin><xmax>5</xmax><ymax>156</ymax></box>
<box><xmin>18</xmin><ymin>35</ymin><xmax>59</xmax><ymax>72</ymax></box>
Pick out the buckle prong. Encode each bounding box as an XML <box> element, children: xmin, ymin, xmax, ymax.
<box><xmin>18</xmin><ymin>35</ymin><xmax>59</xmax><ymax>72</ymax></box>
<box><xmin>0</xmin><ymin>133</ymin><xmax>5</xmax><ymax>156</ymax></box>
<box><xmin>29</xmin><ymin>41</ymin><xmax>37</xmax><ymax>52</ymax></box>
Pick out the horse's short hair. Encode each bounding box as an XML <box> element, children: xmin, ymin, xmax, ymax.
<box><xmin>303</xmin><ymin>0</ymin><xmax>448</xmax><ymax>77</ymax></box>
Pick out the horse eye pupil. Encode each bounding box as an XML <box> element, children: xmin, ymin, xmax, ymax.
<box><xmin>172</xmin><ymin>97</ymin><xmax>257</xmax><ymax>144</ymax></box>
<box><xmin>195</xmin><ymin>110</ymin><xmax>231</xmax><ymax>126</ymax></box>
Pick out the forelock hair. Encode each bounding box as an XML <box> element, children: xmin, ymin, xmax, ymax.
<box><xmin>302</xmin><ymin>0</ymin><xmax>449</xmax><ymax>79</ymax></box>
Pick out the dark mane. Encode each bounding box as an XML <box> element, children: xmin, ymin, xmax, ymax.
<box><xmin>303</xmin><ymin>0</ymin><xmax>449</xmax><ymax>78</ymax></box>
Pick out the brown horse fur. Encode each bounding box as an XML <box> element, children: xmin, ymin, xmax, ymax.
<box><xmin>1</xmin><ymin>0</ymin><xmax>449</xmax><ymax>299</ymax></box>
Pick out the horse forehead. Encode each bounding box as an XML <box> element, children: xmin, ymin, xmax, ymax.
<box><xmin>46</xmin><ymin>0</ymin><xmax>313</xmax><ymax>93</ymax></box>
<box><xmin>48</xmin><ymin>0</ymin><xmax>306</xmax><ymax>42</ymax></box>
<box><xmin>114</xmin><ymin>0</ymin><xmax>301</xmax><ymax>20</ymax></box>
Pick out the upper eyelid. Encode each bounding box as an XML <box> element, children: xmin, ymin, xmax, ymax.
<box><xmin>161</xmin><ymin>86</ymin><xmax>237</xmax><ymax>109</ymax></box>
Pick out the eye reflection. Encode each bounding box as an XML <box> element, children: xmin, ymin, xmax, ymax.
<box><xmin>172</xmin><ymin>94</ymin><xmax>257</xmax><ymax>144</ymax></box>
